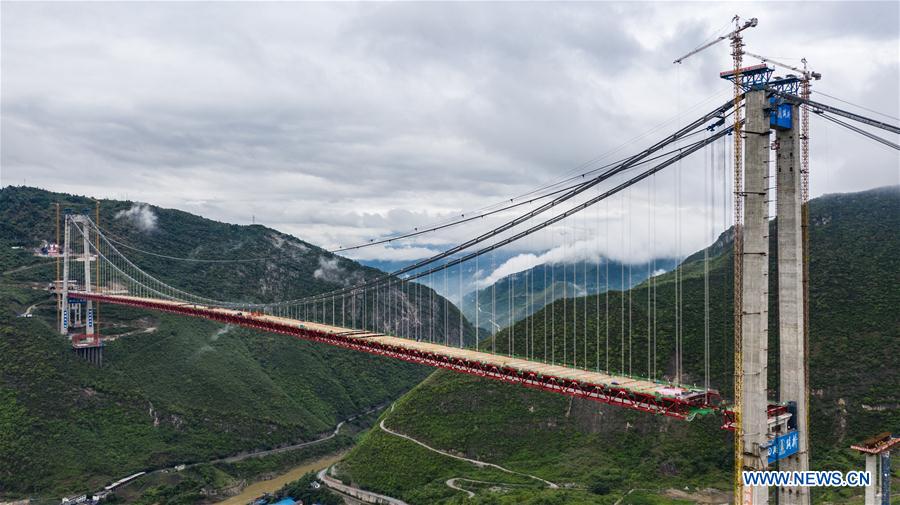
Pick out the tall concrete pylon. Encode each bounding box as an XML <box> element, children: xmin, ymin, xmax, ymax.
<box><xmin>776</xmin><ymin>103</ymin><xmax>810</xmax><ymax>505</ymax></box>
<box><xmin>80</xmin><ymin>216</ymin><xmax>95</xmax><ymax>335</ymax></box>
<box><xmin>59</xmin><ymin>214</ymin><xmax>96</xmax><ymax>336</ymax></box>
<box><xmin>741</xmin><ymin>88</ymin><xmax>771</xmax><ymax>505</ymax></box>
<box><xmin>59</xmin><ymin>215</ymin><xmax>71</xmax><ymax>335</ymax></box>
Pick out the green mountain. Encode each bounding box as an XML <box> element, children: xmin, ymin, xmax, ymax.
<box><xmin>461</xmin><ymin>259</ymin><xmax>679</xmax><ymax>332</ymax></box>
<box><xmin>0</xmin><ymin>186</ymin><xmax>473</xmax><ymax>498</ymax></box>
<box><xmin>339</xmin><ymin>186</ymin><xmax>900</xmax><ymax>504</ymax></box>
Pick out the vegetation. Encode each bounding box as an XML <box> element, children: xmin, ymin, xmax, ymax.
<box><xmin>341</xmin><ymin>186</ymin><xmax>900</xmax><ymax>503</ymax></box>
<box><xmin>118</xmin><ymin>435</ymin><xmax>349</xmax><ymax>505</ymax></box>
<box><xmin>461</xmin><ymin>259</ymin><xmax>678</xmax><ymax>332</ymax></box>
<box><xmin>0</xmin><ymin>186</ymin><xmax>465</xmax><ymax>499</ymax></box>
<box><xmin>2</xmin><ymin>184</ymin><xmax>896</xmax><ymax>502</ymax></box>
<box><xmin>274</xmin><ymin>471</ymin><xmax>342</xmax><ymax>505</ymax></box>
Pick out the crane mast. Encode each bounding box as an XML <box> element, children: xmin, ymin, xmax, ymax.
<box><xmin>672</xmin><ymin>15</ymin><xmax>757</xmax><ymax>504</ymax></box>
<box><xmin>742</xmin><ymin>51</ymin><xmax>821</xmax><ymax>205</ymax></box>
<box><xmin>727</xmin><ymin>21</ymin><xmax>747</xmax><ymax>505</ymax></box>
<box><xmin>744</xmin><ymin>55</ymin><xmax>821</xmax><ymax>454</ymax></box>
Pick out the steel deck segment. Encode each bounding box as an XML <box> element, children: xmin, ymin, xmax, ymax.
<box><xmin>851</xmin><ymin>435</ymin><xmax>900</xmax><ymax>455</ymax></box>
<box><xmin>68</xmin><ymin>292</ymin><xmax>736</xmax><ymax>428</ymax></box>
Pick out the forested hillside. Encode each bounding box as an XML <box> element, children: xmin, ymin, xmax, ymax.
<box><xmin>0</xmin><ymin>186</ymin><xmax>467</xmax><ymax>498</ymax></box>
<box><xmin>340</xmin><ymin>186</ymin><xmax>900</xmax><ymax>504</ymax></box>
<box><xmin>460</xmin><ymin>258</ymin><xmax>678</xmax><ymax>332</ymax></box>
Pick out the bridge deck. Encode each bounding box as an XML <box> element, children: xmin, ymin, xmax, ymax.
<box><xmin>67</xmin><ymin>292</ymin><xmax>732</xmax><ymax>427</ymax></box>
<box><xmin>192</xmin><ymin>298</ymin><xmax>692</xmax><ymax>399</ymax></box>
<box><xmin>279</xmin><ymin>320</ymin><xmax>672</xmax><ymax>396</ymax></box>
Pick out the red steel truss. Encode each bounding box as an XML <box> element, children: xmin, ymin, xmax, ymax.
<box><xmin>71</xmin><ymin>292</ymin><xmax>739</xmax><ymax>429</ymax></box>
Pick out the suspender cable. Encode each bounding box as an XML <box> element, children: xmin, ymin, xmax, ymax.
<box><xmin>596</xmin><ymin>185</ymin><xmax>601</xmax><ymax>372</ymax></box>
<box><xmin>525</xmin><ymin>240</ymin><xmax>530</xmax><ymax>359</ymax></box>
<box><xmin>444</xmin><ymin>267</ymin><xmax>449</xmax><ymax>345</ymax></box>
<box><xmin>299</xmin><ymin>98</ymin><xmax>740</xmax><ymax>305</ymax></box>
<box><xmin>89</xmin><ymin>123</ymin><xmax>737</xmax><ymax>357</ymax></box>
<box><xmin>605</xmin><ymin>197</ymin><xmax>610</xmax><ymax>373</ymax></box>
<box><xmin>430</xmin><ymin>272</ymin><xmax>434</xmax><ymax>343</ymax></box>
<box><xmin>459</xmin><ymin>263</ymin><xmax>463</xmax><ymax>347</ymax></box>
<box><xmin>583</xmin><ymin>209</ymin><xmax>588</xmax><ymax>369</ymax></box>
<box><xmin>506</xmin><ymin>276</ymin><xmax>511</xmax><ymax>353</ymax></box>
<box><xmin>704</xmin><ymin>131</ymin><xmax>712</xmax><ymax>393</ymax></box>
<box><xmin>491</xmin><ymin>248</ymin><xmax>496</xmax><ymax>354</ymax></box>
<box><xmin>543</xmin><ymin>228</ymin><xmax>548</xmax><ymax>363</ymax></box>
<box><xmin>620</xmin><ymin>193</ymin><xmax>625</xmax><ymax>374</ymax></box>
<box><xmin>563</xmin><ymin>228</ymin><xmax>567</xmax><ymax>365</ymax></box>
<box><xmin>628</xmin><ymin>188</ymin><xmax>633</xmax><ymax>376</ymax></box>
<box><xmin>647</xmin><ymin>177</ymin><xmax>652</xmax><ymax>377</ymax></box>
<box><xmin>552</xmin><ymin>226</ymin><xmax>556</xmax><ymax>364</ymax></box>
<box><xmin>309</xmin><ymin>128</ymin><xmax>731</xmax><ymax>310</ymax></box>
<box><xmin>475</xmin><ymin>254</ymin><xmax>479</xmax><ymax>351</ymax></box>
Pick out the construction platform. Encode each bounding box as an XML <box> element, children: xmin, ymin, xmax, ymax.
<box><xmin>851</xmin><ymin>432</ymin><xmax>900</xmax><ymax>455</ymax></box>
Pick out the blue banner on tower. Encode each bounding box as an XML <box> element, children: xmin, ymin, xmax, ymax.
<box><xmin>769</xmin><ymin>100</ymin><xmax>793</xmax><ymax>130</ymax></box>
<box><xmin>768</xmin><ymin>430</ymin><xmax>800</xmax><ymax>464</ymax></box>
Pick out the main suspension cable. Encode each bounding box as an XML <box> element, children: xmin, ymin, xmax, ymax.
<box><xmin>300</xmin><ymin>107</ymin><xmax>740</xmax><ymax>305</ymax></box>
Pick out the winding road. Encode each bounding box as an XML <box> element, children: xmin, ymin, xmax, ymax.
<box><xmin>313</xmin><ymin>407</ymin><xmax>557</xmax><ymax>503</ymax></box>
<box><xmin>445</xmin><ymin>478</ymin><xmax>475</xmax><ymax>498</ymax></box>
<box><xmin>317</xmin><ymin>467</ymin><xmax>407</xmax><ymax>505</ymax></box>
<box><xmin>378</xmin><ymin>417</ymin><xmax>558</xmax><ymax>490</ymax></box>
<box><xmin>112</xmin><ymin>404</ymin><xmax>386</xmax><ymax>500</ymax></box>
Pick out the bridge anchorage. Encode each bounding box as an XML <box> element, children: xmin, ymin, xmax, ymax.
<box><xmin>52</xmin><ymin>16</ymin><xmax>898</xmax><ymax>504</ymax></box>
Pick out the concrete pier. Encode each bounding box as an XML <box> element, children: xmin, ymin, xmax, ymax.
<box><xmin>59</xmin><ymin>217</ymin><xmax>71</xmax><ymax>334</ymax></box>
<box><xmin>776</xmin><ymin>104</ymin><xmax>810</xmax><ymax>505</ymax></box>
<box><xmin>866</xmin><ymin>454</ymin><xmax>879</xmax><ymax>505</ymax></box>
<box><xmin>742</xmin><ymin>88</ymin><xmax>771</xmax><ymax>505</ymax></box>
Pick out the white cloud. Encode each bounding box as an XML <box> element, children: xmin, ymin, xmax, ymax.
<box><xmin>114</xmin><ymin>203</ymin><xmax>158</xmax><ymax>232</ymax></box>
<box><xmin>2</xmin><ymin>2</ymin><xmax>897</xmax><ymax>264</ymax></box>
<box><xmin>313</xmin><ymin>256</ymin><xmax>344</xmax><ymax>284</ymax></box>
<box><xmin>476</xmin><ymin>233</ymin><xmax>616</xmax><ymax>289</ymax></box>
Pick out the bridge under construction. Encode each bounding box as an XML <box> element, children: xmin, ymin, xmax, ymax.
<box><xmin>52</xmin><ymin>16</ymin><xmax>899</xmax><ymax>505</ymax></box>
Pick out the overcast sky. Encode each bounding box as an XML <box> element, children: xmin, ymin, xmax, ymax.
<box><xmin>2</xmin><ymin>2</ymin><xmax>898</xmax><ymax>276</ymax></box>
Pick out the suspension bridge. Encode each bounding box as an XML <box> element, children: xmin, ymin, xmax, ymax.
<box><xmin>50</xmin><ymin>20</ymin><xmax>898</xmax><ymax>505</ymax></box>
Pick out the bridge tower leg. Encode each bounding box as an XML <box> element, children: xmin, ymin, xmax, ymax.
<box><xmin>864</xmin><ymin>453</ymin><xmax>878</xmax><ymax>505</ymax></box>
<box><xmin>741</xmin><ymin>88</ymin><xmax>771</xmax><ymax>505</ymax></box>
<box><xmin>59</xmin><ymin>215</ymin><xmax>71</xmax><ymax>335</ymax></box>
<box><xmin>776</xmin><ymin>103</ymin><xmax>810</xmax><ymax>505</ymax></box>
<box><xmin>80</xmin><ymin>217</ymin><xmax>96</xmax><ymax>335</ymax></box>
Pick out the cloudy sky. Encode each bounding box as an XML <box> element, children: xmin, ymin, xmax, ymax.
<box><xmin>2</xmin><ymin>2</ymin><xmax>898</xmax><ymax>277</ymax></box>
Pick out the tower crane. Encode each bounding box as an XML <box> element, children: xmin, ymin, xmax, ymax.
<box><xmin>672</xmin><ymin>15</ymin><xmax>757</xmax><ymax>504</ymax></box>
<box><xmin>672</xmin><ymin>17</ymin><xmax>758</xmax><ymax>64</ymax></box>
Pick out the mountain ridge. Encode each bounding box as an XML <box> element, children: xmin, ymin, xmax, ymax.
<box><xmin>0</xmin><ymin>186</ymin><xmax>469</xmax><ymax>497</ymax></box>
<box><xmin>338</xmin><ymin>185</ymin><xmax>900</xmax><ymax>504</ymax></box>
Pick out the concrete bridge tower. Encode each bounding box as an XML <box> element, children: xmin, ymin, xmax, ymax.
<box><xmin>776</xmin><ymin>102</ymin><xmax>810</xmax><ymax>505</ymax></box>
<box><xmin>58</xmin><ymin>212</ymin><xmax>96</xmax><ymax>337</ymax></box>
<box><xmin>741</xmin><ymin>87</ymin><xmax>772</xmax><ymax>505</ymax></box>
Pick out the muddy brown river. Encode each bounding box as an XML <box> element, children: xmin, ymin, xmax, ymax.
<box><xmin>214</xmin><ymin>451</ymin><xmax>347</xmax><ymax>505</ymax></box>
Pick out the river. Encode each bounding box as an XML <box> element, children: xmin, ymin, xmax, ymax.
<box><xmin>214</xmin><ymin>451</ymin><xmax>347</xmax><ymax>505</ymax></box>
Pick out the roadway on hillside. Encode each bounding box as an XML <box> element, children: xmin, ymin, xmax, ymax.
<box><xmin>376</xmin><ymin>404</ymin><xmax>558</xmax><ymax>498</ymax></box>
<box><xmin>317</xmin><ymin>467</ymin><xmax>408</xmax><ymax>505</ymax></box>
<box><xmin>110</xmin><ymin>405</ymin><xmax>386</xmax><ymax>500</ymax></box>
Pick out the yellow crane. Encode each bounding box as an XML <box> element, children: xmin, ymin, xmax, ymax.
<box><xmin>744</xmin><ymin>52</ymin><xmax>821</xmax><ymax>482</ymax></box>
<box><xmin>672</xmin><ymin>15</ymin><xmax>758</xmax><ymax>504</ymax></box>
<box><xmin>673</xmin><ymin>16</ymin><xmax>757</xmax><ymax>64</ymax></box>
